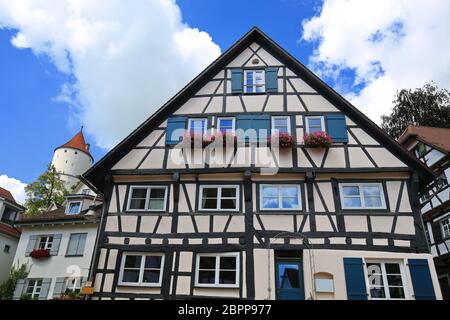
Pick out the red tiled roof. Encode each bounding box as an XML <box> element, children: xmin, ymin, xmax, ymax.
<box><xmin>57</xmin><ymin>128</ymin><xmax>91</xmax><ymax>156</ymax></box>
<box><xmin>16</xmin><ymin>205</ymin><xmax>102</xmax><ymax>225</ymax></box>
<box><xmin>0</xmin><ymin>187</ymin><xmax>16</xmax><ymax>204</ymax></box>
<box><xmin>0</xmin><ymin>223</ymin><xmax>21</xmax><ymax>238</ymax></box>
<box><xmin>398</xmin><ymin>125</ymin><xmax>450</xmax><ymax>153</ymax></box>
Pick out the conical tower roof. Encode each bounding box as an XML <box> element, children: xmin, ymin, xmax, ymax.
<box><xmin>56</xmin><ymin>127</ymin><xmax>92</xmax><ymax>159</ymax></box>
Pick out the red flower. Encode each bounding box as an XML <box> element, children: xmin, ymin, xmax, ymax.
<box><xmin>304</xmin><ymin>131</ymin><xmax>333</xmax><ymax>148</ymax></box>
<box><xmin>271</xmin><ymin>133</ymin><xmax>296</xmax><ymax>148</ymax></box>
<box><xmin>29</xmin><ymin>249</ymin><xmax>50</xmax><ymax>259</ymax></box>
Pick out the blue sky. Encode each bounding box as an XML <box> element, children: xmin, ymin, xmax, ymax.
<box><xmin>0</xmin><ymin>0</ymin><xmax>448</xmax><ymax>202</ymax></box>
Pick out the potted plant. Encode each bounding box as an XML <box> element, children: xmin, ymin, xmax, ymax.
<box><xmin>270</xmin><ymin>133</ymin><xmax>296</xmax><ymax>149</ymax></box>
<box><xmin>29</xmin><ymin>249</ymin><xmax>50</xmax><ymax>259</ymax></box>
<box><xmin>211</xmin><ymin>132</ymin><xmax>237</xmax><ymax>147</ymax></box>
<box><xmin>304</xmin><ymin>131</ymin><xmax>333</xmax><ymax>148</ymax></box>
<box><xmin>182</xmin><ymin>132</ymin><xmax>214</xmax><ymax>148</ymax></box>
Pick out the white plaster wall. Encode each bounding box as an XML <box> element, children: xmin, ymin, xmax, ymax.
<box><xmin>0</xmin><ymin>234</ymin><xmax>19</xmax><ymax>283</ymax></box>
<box><xmin>12</xmin><ymin>224</ymin><xmax>98</xmax><ymax>299</ymax></box>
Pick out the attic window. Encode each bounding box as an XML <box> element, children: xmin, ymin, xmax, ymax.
<box><xmin>66</xmin><ymin>201</ymin><xmax>82</xmax><ymax>215</ymax></box>
<box><xmin>244</xmin><ymin>70</ymin><xmax>265</xmax><ymax>93</ymax></box>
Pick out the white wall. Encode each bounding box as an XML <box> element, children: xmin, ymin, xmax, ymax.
<box><xmin>51</xmin><ymin>147</ymin><xmax>92</xmax><ymax>189</ymax></box>
<box><xmin>12</xmin><ymin>223</ymin><xmax>98</xmax><ymax>299</ymax></box>
<box><xmin>0</xmin><ymin>234</ymin><xmax>19</xmax><ymax>283</ymax></box>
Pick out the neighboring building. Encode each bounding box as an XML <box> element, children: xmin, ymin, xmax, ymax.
<box><xmin>11</xmin><ymin>131</ymin><xmax>102</xmax><ymax>300</ymax></box>
<box><xmin>398</xmin><ymin>125</ymin><xmax>450</xmax><ymax>299</ymax></box>
<box><xmin>0</xmin><ymin>187</ymin><xmax>24</xmax><ymax>284</ymax></box>
<box><xmin>51</xmin><ymin>128</ymin><xmax>94</xmax><ymax>190</ymax></box>
<box><xmin>83</xmin><ymin>27</ymin><xmax>442</xmax><ymax>300</ymax></box>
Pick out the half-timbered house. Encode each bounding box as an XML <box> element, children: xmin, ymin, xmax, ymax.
<box><xmin>399</xmin><ymin>125</ymin><xmax>450</xmax><ymax>299</ymax></box>
<box><xmin>83</xmin><ymin>27</ymin><xmax>442</xmax><ymax>300</ymax></box>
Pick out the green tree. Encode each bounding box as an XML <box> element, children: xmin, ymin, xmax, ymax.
<box><xmin>24</xmin><ymin>164</ymin><xmax>69</xmax><ymax>215</ymax></box>
<box><xmin>381</xmin><ymin>82</ymin><xmax>450</xmax><ymax>139</ymax></box>
<box><xmin>0</xmin><ymin>262</ymin><xmax>30</xmax><ymax>300</ymax></box>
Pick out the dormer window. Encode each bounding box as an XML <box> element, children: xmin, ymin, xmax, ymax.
<box><xmin>244</xmin><ymin>70</ymin><xmax>265</xmax><ymax>93</ymax></box>
<box><xmin>66</xmin><ymin>201</ymin><xmax>82</xmax><ymax>215</ymax></box>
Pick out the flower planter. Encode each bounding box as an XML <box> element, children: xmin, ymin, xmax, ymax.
<box><xmin>182</xmin><ymin>133</ymin><xmax>214</xmax><ymax>148</ymax></box>
<box><xmin>303</xmin><ymin>132</ymin><xmax>332</xmax><ymax>148</ymax></box>
<box><xmin>29</xmin><ymin>249</ymin><xmax>50</xmax><ymax>259</ymax></box>
<box><xmin>270</xmin><ymin>133</ymin><xmax>296</xmax><ymax>149</ymax></box>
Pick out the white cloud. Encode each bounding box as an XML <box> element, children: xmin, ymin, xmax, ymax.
<box><xmin>0</xmin><ymin>0</ymin><xmax>221</xmax><ymax>149</ymax></box>
<box><xmin>302</xmin><ymin>0</ymin><xmax>450</xmax><ymax>123</ymax></box>
<box><xmin>0</xmin><ymin>175</ymin><xmax>27</xmax><ymax>204</ymax></box>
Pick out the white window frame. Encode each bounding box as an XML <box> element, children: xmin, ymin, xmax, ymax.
<box><xmin>364</xmin><ymin>259</ymin><xmax>408</xmax><ymax>300</ymax></box>
<box><xmin>441</xmin><ymin>218</ymin><xmax>450</xmax><ymax>239</ymax></box>
<box><xmin>37</xmin><ymin>235</ymin><xmax>53</xmax><ymax>250</ymax></box>
<box><xmin>188</xmin><ymin>118</ymin><xmax>208</xmax><ymax>135</ymax></box>
<box><xmin>244</xmin><ymin>69</ymin><xmax>265</xmax><ymax>93</ymax></box>
<box><xmin>217</xmin><ymin>117</ymin><xmax>236</xmax><ymax>134</ymax></box>
<box><xmin>126</xmin><ymin>186</ymin><xmax>169</xmax><ymax>212</ymax></box>
<box><xmin>26</xmin><ymin>279</ymin><xmax>43</xmax><ymax>299</ymax></box>
<box><xmin>305</xmin><ymin>116</ymin><xmax>326</xmax><ymax>134</ymax></box>
<box><xmin>271</xmin><ymin>116</ymin><xmax>291</xmax><ymax>135</ymax></box>
<box><xmin>198</xmin><ymin>185</ymin><xmax>240</xmax><ymax>212</ymax></box>
<box><xmin>66</xmin><ymin>201</ymin><xmax>82</xmax><ymax>215</ymax></box>
<box><xmin>118</xmin><ymin>252</ymin><xmax>165</xmax><ymax>287</ymax></box>
<box><xmin>260</xmin><ymin>184</ymin><xmax>302</xmax><ymax>211</ymax></box>
<box><xmin>195</xmin><ymin>252</ymin><xmax>240</xmax><ymax>288</ymax></box>
<box><xmin>339</xmin><ymin>183</ymin><xmax>387</xmax><ymax>210</ymax></box>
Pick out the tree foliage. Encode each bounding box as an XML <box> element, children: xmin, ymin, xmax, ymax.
<box><xmin>0</xmin><ymin>262</ymin><xmax>30</xmax><ymax>300</ymax></box>
<box><xmin>381</xmin><ymin>82</ymin><xmax>450</xmax><ymax>139</ymax></box>
<box><xmin>24</xmin><ymin>164</ymin><xmax>69</xmax><ymax>215</ymax></box>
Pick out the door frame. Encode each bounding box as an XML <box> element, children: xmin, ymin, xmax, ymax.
<box><xmin>275</xmin><ymin>257</ymin><xmax>305</xmax><ymax>300</ymax></box>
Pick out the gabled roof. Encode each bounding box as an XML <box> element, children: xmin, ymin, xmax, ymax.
<box><xmin>398</xmin><ymin>125</ymin><xmax>450</xmax><ymax>154</ymax></box>
<box><xmin>83</xmin><ymin>27</ymin><xmax>435</xmax><ymax>192</ymax></box>
<box><xmin>56</xmin><ymin>128</ymin><xmax>92</xmax><ymax>159</ymax></box>
<box><xmin>0</xmin><ymin>187</ymin><xmax>17</xmax><ymax>204</ymax></box>
<box><xmin>0</xmin><ymin>223</ymin><xmax>21</xmax><ymax>238</ymax></box>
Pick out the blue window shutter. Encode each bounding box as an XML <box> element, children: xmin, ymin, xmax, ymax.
<box><xmin>265</xmin><ymin>67</ymin><xmax>279</xmax><ymax>93</ymax></box>
<box><xmin>38</xmin><ymin>278</ymin><xmax>52</xmax><ymax>300</ymax></box>
<box><xmin>13</xmin><ymin>279</ymin><xmax>26</xmax><ymax>300</ymax></box>
<box><xmin>25</xmin><ymin>235</ymin><xmax>37</xmax><ymax>256</ymax></box>
<box><xmin>343</xmin><ymin>258</ymin><xmax>368</xmax><ymax>300</ymax></box>
<box><xmin>236</xmin><ymin>115</ymin><xmax>270</xmax><ymax>143</ymax></box>
<box><xmin>76</xmin><ymin>233</ymin><xmax>87</xmax><ymax>256</ymax></box>
<box><xmin>231</xmin><ymin>69</ymin><xmax>243</xmax><ymax>94</ymax></box>
<box><xmin>165</xmin><ymin>117</ymin><xmax>186</xmax><ymax>145</ymax></box>
<box><xmin>326</xmin><ymin>114</ymin><xmax>348</xmax><ymax>143</ymax></box>
<box><xmin>408</xmin><ymin>259</ymin><xmax>436</xmax><ymax>300</ymax></box>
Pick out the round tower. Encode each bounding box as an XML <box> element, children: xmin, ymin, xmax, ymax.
<box><xmin>51</xmin><ymin>128</ymin><xmax>93</xmax><ymax>189</ymax></box>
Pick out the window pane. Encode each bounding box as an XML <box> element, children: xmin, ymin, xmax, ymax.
<box><xmin>150</xmin><ymin>188</ymin><xmax>166</xmax><ymax>199</ymax></box>
<box><xmin>282</xmin><ymin>197</ymin><xmax>299</xmax><ymax>209</ymax></box>
<box><xmin>308</xmin><ymin>118</ymin><xmax>322</xmax><ymax>127</ymax></box>
<box><xmin>68</xmin><ymin>203</ymin><xmax>81</xmax><ymax>214</ymax></box>
<box><xmin>142</xmin><ymin>270</ymin><xmax>160</xmax><ymax>283</ymax></box>
<box><xmin>202</xmin><ymin>198</ymin><xmax>217</xmax><ymax>209</ymax></box>
<box><xmin>387</xmin><ymin>275</ymin><xmax>403</xmax><ymax>286</ymax></box>
<box><xmin>203</xmin><ymin>188</ymin><xmax>218</xmax><ymax>198</ymax></box>
<box><xmin>389</xmin><ymin>286</ymin><xmax>405</xmax><ymax>299</ymax></box>
<box><xmin>220</xmin><ymin>257</ymin><xmax>236</xmax><ymax>269</ymax></box>
<box><xmin>370</xmin><ymin>287</ymin><xmax>386</xmax><ymax>298</ymax></box>
<box><xmin>343</xmin><ymin>197</ymin><xmax>362</xmax><ymax>208</ymax></box>
<box><xmin>262</xmin><ymin>186</ymin><xmax>277</xmax><ymax>198</ymax></box>
<box><xmin>130</xmin><ymin>199</ymin><xmax>146</xmax><ymax>210</ymax></box>
<box><xmin>198</xmin><ymin>271</ymin><xmax>216</xmax><ymax>284</ymax></box>
<box><xmin>148</xmin><ymin>199</ymin><xmax>164</xmax><ymax>210</ymax></box>
<box><xmin>281</xmin><ymin>187</ymin><xmax>298</xmax><ymax>198</ymax></box>
<box><xmin>277</xmin><ymin>263</ymin><xmax>300</xmax><ymax>289</ymax></box>
<box><xmin>262</xmin><ymin>197</ymin><xmax>279</xmax><ymax>209</ymax></box>
<box><xmin>343</xmin><ymin>186</ymin><xmax>360</xmax><ymax>196</ymax></box>
<box><xmin>124</xmin><ymin>256</ymin><xmax>142</xmax><ymax>268</ymax></box>
<box><xmin>221</xmin><ymin>198</ymin><xmax>237</xmax><ymax>210</ymax></box>
<box><xmin>123</xmin><ymin>270</ymin><xmax>140</xmax><ymax>283</ymax></box>
<box><xmin>144</xmin><ymin>256</ymin><xmax>162</xmax><ymax>269</ymax></box>
<box><xmin>219</xmin><ymin>271</ymin><xmax>236</xmax><ymax>284</ymax></box>
<box><xmin>363</xmin><ymin>186</ymin><xmax>381</xmax><ymax>197</ymax></box>
<box><xmin>221</xmin><ymin>188</ymin><xmax>237</xmax><ymax>198</ymax></box>
<box><xmin>199</xmin><ymin>257</ymin><xmax>216</xmax><ymax>269</ymax></box>
<box><xmin>131</xmin><ymin>188</ymin><xmax>147</xmax><ymax>199</ymax></box>
<box><xmin>246</xmin><ymin>72</ymin><xmax>253</xmax><ymax>85</ymax></box>
<box><xmin>219</xmin><ymin>119</ymin><xmax>233</xmax><ymax>132</ymax></box>
<box><xmin>364</xmin><ymin>197</ymin><xmax>382</xmax><ymax>208</ymax></box>
<box><xmin>255</xmin><ymin>86</ymin><xmax>265</xmax><ymax>93</ymax></box>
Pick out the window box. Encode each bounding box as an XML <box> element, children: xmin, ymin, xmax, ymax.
<box><xmin>211</xmin><ymin>132</ymin><xmax>237</xmax><ymax>147</ymax></box>
<box><xmin>270</xmin><ymin>133</ymin><xmax>296</xmax><ymax>149</ymax></box>
<box><xmin>304</xmin><ymin>132</ymin><xmax>332</xmax><ymax>148</ymax></box>
<box><xmin>182</xmin><ymin>132</ymin><xmax>214</xmax><ymax>148</ymax></box>
<box><xmin>195</xmin><ymin>253</ymin><xmax>240</xmax><ymax>288</ymax></box>
<box><xmin>29</xmin><ymin>249</ymin><xmax>50</xmax><ymax>259</ymax></box>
